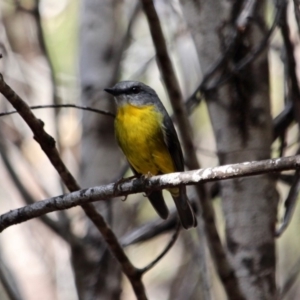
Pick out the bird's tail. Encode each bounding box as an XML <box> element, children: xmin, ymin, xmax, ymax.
<box><xmin>148</xmin><ymin>190</ymin><xmax>169</xmax><ymax>220</ymax></box>
<box><xmin>170</xmin><ymin>187</ymin><xmax>197</xmax><ymax>229</ymax></box>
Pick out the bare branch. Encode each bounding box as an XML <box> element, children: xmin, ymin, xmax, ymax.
<box><xmin>273</xmin><ymin>101</ymin><xmax>294</xmax><ymax>140</ymax></box>
<box><xmin>0</xmin><ymin>133</ymin><xmax>82</xmax><ymax>246</ymax></box>
<box><xmin>293</xmin><ymin>0</ymin><xmax>300</xmax><ymax>33</ymax></box>
<box><xmin>276</xmin><ymin>169</ymin><xmax>300</xmax><ymax>237</ymax></box>
<box><xmin>279</xmin><ymin>0</ymin><xmax>300</xmax><ymax>124</ymax></box>
<box><xmin>1</xmin><ymin>155</ymin><xmax>299</xmax><ymax>232</ymax></box>
<box><xmin>138</xmin><ymin>221</ymin><xmax>181</xmax><ymax>275</ymax></box>
<box><xmin>236</xmin><ymin>0</ymin><xmax>257</xmax><ymax>31</ymax></box>
<box><xmin>0</xmin><ymin>74</ymin><xmax>147</xmax><ymax>300</ymax></box>
<box><xmin>121</xmin><ymin>211</ymin><xmax>177</xmax><ymax>246</ymax></box>
<box><xmin>186</xmin><ymin>0</ymin><xmax>285</xmax><ymax>103</ymax></box>
<box><xmin>0</xmin><ymin>104</ymin><xmax>115</xmax><ymax>118</ymax></box>
<box><xmin>207</xmin><ymin>0</ymin><xmax>284</xmax><ymax>91</ymax></box>
<box><xmin>140</xmin><ymin>0</ymin><xmax>199</xmax><ymax>169</ymax></box>
<box><xmin>140</xmin><ymin>1</ymin><xmax>244</xmax><ymax>298</ymax></box>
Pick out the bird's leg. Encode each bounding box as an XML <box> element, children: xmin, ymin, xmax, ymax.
<box><xmin>142</xmin><ymin>172</ymin><xmax>154</xmax><ymax>197</ymax></box>
<box><xmin>113</xmin><ymin>174</ymin><xmax>140</xmax><ymax>201</ymax></box>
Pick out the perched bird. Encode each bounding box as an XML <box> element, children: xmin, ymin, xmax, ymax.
<box><xmin>104</xmin><ymin>81</ymin><xmax>197</xmax><ymax>229</ymax></box>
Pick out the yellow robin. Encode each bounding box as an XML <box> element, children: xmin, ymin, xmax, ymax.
<box><xmin>104</xmin><ymin>81</ymin><xmax>197</xmax><ymax>229</ymax></box>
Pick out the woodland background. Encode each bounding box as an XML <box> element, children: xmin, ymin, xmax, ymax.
<box><xmin>0</xmin><ymin>0</ymin><xmax>300</xmax><ymax>299</ymax></box>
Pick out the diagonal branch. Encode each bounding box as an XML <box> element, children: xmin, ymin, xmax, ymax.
<box><xmin>186</xmin><ymin>0</ymin><xmax>285</xmax><ymax>110</ymax></box>
<box><xmin>0</xmin><ymin>74</ymin><xmax>147</xmax><ymax>300</ymax></box>
<box><xmin>121</xmin><ymin>210</ymin><xmax>178</xmax><ymax>246</ymax></box>
<box><xmin>138</xmin><ymin>221</ymin><xmax>181</xmax><ymax>275</ymax></box>
<box><xmin>236</xmin><ymin>0</ymin><xmax>257</xmax><ymax>31</ymax></box>
<box><xmin>293</xmin><ymin>0</ymin><xmax>300</xmax><ymax>33</ymax></box>
<box><xmin>276</xmin><ymin>169</ymin><xmax>300</xmax><ymax>237</ymax></box>
<box><xmin>139</xmin><ymin>1</ymin><xmax>244</xmax><ymax>298</ymax></box>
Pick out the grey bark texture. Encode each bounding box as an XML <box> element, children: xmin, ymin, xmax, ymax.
<box><xmin>180</xmin><ymin>0</ymin><xmax>278</xmax><ymax>299</ymax></box>
<box><xmin>77</xmin><ymin>1</ymin><xmax>134</xmax><ymax>299</ymax></box>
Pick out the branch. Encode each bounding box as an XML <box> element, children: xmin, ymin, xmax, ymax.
<box><xmin>186</xmin><ymin>0</ymin><xmax>285</xmax><ymax>104</ymax></box>
<box><xmin>138</xmin><ymin>221</ymin><xmax>181</xmax><ymax>275</ymax></box>
<box><xmin>0</xmin><ymin>104</ymin><xmax>115</xmax><ymax>118</ymax></box>
<box><xmin>279</xmin><ymin>0</ymin><xmax>300</xmax><ymax>124</ymax></box>
<box><xmin>273</xmin><ymin>101</ymin><xmax>294</xmax><ymax>140</ymax></box>
<box><xmin>0</xmin><ymin>74</ymin><xmax>147</xmax><ymax>300</ymax></box>
<box><xmin>1</xmin><ymin>155</ymin><xmax>299</xmax><ymax>232</ymax></box>
<box><xmin>208</xmin><ymin>0</ymin><xmax>284</xmax><ymax>91</ymax></box>
<box><xmin>140</xmin><ymin>1</ymin><xmax>243</xmax><ymax>298</ymax></box>
<box><xmin>140</xmin><ymin>0</ymin><xmax>202</xmax><ymax>170</ymax></box>
<box><xmin>0</xmin><ymin>133</ymin><xmax>82</xmax><ymax>246</ymax></box>
<box><xmin>236</xmin><ymin>0</ymin><xmax>257</xmax><ymax>31</ymax></box>
<box><xmin>293</xmin><ymin>0</ymin><xmax>300</xmax><ymax>33</ymax></box>
<box><xmin>121</xmin><ymin>201</ymin><xmax>198</xmax><ymax>246</ymax></box>
<box><xmin>276</xmin><ymin>169</ymin><xmax>300</xmax><ymax>237</ymax></box>
<box><xmin>121</xmin><ymin>210</ymin><xmax>178</xmax><ymax>246</ymax></box>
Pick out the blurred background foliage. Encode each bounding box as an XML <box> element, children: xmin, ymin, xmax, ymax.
<box><xmin>0</xmin><ymin>0</ymin><xmax>300</xmax><ymax>299</ymax></box>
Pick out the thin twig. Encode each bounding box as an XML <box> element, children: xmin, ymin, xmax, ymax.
<box><xmin>185</xmin><ymin>0</ymin><xmax>285</xmax><ymax>106</ymax></box>
<box><xmin>0</xmin><ymin>74</ymin><xmax>147</xmax><ymax>300</ymax></box>
<box><xmin>273</xmin><ymin>101</ymin><xmax>294</xmax><ymax>140</ymax></box>
<box><xmin>279</xmin><ymin>0</ymin><xmax>300</xmax><ymax>124</ymax></box>
<box><xmin>205</xmin><ymin>0</ymin><xmax>285</xmax><ymax>91</ymax></box>
<box><xmin>121</xmin><ymin>211</ymin><xmax>178</xmax><ymax>246</ymax></box>
<box><xmin>236</xmin><ymin>0</ymin><xmax>257</xmax><ymax>31</ymax></box>
<box><xmin>1</xmin><ymin>155</ymin><xmax>299</xmax><ymax>232</ymax></box>
<box><xmin>0</xmin><ymin>133</ymin><xmax>82</xmax><ymax>245</ymax></box>
<box><xmin>138</xmin><ymin>221</ymin><xmax>181</xmax><ymax>275</ymax></box>
<box><xmin>0</xmin><ymin>104</ymin><xmax>115</xmax><ymax>118</ymax></box>
<box><xmin>276</xmin><ymin>169</ymin><xmax>300</xmax><ymax>237</ymax></box>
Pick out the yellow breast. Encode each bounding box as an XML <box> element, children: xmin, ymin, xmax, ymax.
<box><xmin>115</xmin><ymin>104</ymin><xmax>175</xmax><ymax>175</ymax></box>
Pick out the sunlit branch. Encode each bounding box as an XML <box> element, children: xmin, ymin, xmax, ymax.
<box><xmin>1</xmin><ymin>155</ymin><xmax>299</xmax><ymax>232</ymax></box>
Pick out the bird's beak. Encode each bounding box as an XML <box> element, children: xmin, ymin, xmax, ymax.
<box><xmin>104</xmin><ymin>87</ymin><xmax>121</xmax><ymax>96</ymax></box>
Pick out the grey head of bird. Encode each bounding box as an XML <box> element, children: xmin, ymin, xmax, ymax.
<box><xmin>104</xmin><ymin>81</ymin><xmax>159</xmax><ymax>107</ymax></box>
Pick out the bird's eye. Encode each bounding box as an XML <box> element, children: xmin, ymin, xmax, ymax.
<box><xmin>131</xmin><ymin>86</ymin><xmax>140</xmax><ymax>94</ymax></box>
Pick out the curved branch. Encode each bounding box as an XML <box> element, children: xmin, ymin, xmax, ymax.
<box><xmin>138</xmin><ymin>221</ymin><xmax>181</xmax><ymax>275</ymax></box>
<box><xmin>276</xmin><ymin>169</ymin><xmax>300</xmax><ymax>237</ymax></box>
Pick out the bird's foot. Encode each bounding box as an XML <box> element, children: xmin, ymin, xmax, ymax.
<box><xmin>113</xmin><ymin>174</ymin><xmax>139</xmax><ymax>200</ymax></box>
<box><xmin>141</xmin><ymin>172</ymin><xmax>154</xmax><ymax>197</ymax></box>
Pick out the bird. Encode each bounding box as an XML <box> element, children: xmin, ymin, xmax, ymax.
<box><xmin>104</xmin><ymin>81</ymin><xmax>197</xmax><ymax>229</ymax></box>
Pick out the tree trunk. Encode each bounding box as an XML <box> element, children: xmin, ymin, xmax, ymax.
<box><xmin>180</xmin><ymin>1</ymin><xmax>278</xmax><ymax>299</ymax></box>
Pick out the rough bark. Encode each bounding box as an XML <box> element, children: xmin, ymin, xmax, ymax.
<box><xmin>180</xmin><ymin>0</ymin><xmax>278</xmax><ymax>299</ymax></box>
<box><xmin>77</xmin><ymin>1</ymin><xmax>133</xmax><ymax>299</ymax></box>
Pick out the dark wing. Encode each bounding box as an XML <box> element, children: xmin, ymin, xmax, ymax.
<box><xmin>130</xmin><ymin>165</ymin><xmax>169</xmax><ymax>220</ymax></box>
<box><xmin>161</xmin><ymin>114</ymin><xmax>185</xmax><ymax>172</ymax></box>
<box><xmin>161</xmin><ymin>114</ymin><xmax>197</xmax><ymax>229</ymax></box>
